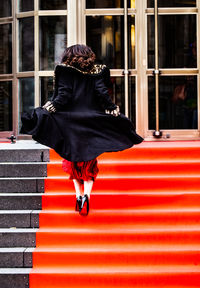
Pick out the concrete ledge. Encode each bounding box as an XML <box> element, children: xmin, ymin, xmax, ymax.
<box><xmin>24</xmin><ymin>248</ymin><xmax>34</xmax><ymax>268</ymax></box>
<box><xmin>0</xmin><ymin>149</ymin><xmax>49</xmax><ymax>163</ymax></box>
<box><xmin>0</xmin><ymin>248</ymin><xmax>34</xmax><ymax>268</ymax></box>
<box><xmin>0</xmin><ymin>211</ymin><xmax>40</xmax><ymax>228</ymax></box>
<box><xmin>0</xmin><ymin>163</ymin><xmax>47</xmax><ymax>178</ymax></box>
<box><xmin>0</xmin><ymin>229</ymin><xmax>37</xmax><ymax>247</ymax></box>
<box><xmin>30</xmin><ymin>212</ymin><xmax>39</xmax><ymax>228</ymax></box>
<box><xmin>0</xmin><ymin>140</ymin><xmax>49</xmax><ymax>163</ymax></box>
<box><xmin>0</xmin><ymin>195</ymin><xmax>42</xmax><ymax>210</ymax></box>
<box><xmin>0</xmin><ymin>179</ymin><xmax>44</xmax><ymax>193</ymax></box>
<box><xmin>0</xmin><ymin>268</ymin><xmax>30</xmax><ymax>288</ymax></box>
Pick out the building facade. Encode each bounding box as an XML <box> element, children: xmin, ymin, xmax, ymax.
<box><xmin>0</xmin><ymin>0</ymin><xmax>199</xmax><ymax>140</ymax></box>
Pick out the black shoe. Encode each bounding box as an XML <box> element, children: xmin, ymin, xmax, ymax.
<box><xmin>75</xmin><ymin>196</ymin><xmax>82</xmax><ymax>212</ymax></box>
<box><xmin>79</xmin><ymin>194</ymin><xmax>89</xmax><ymax>216</ymax></box>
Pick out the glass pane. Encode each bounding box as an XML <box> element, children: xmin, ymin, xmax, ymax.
<box><xmin>86</xmin><ymin>0</ymin><xmax>123</xmax><ymax>8</ymax></box>
<box><xmin>148</xmin><ymin>15</ymin><xmax>197</xmax><ymax>68</ymax></box>
<box><xmin>19</xmin><ymin>0</ymin><xmax>34</xmax><ymax>12</ymax></box>
<box><xmin>40</xmin><ymin>16</ymin><xmax>67</xmax><ymax>70</ymax></box>
<box><xmin>0</xmin><ymin>0</ymin><xmax>12</xmax><ymax>18</ymax></box>
<box><xmin>128</xmin><ymin>76</ymin><xmax>136</xmax><ymax>124</ymax></box>
<box><xmin>40</xmin><ymin>0</ymin><xmax>67</xmax><ymax>10</ymax></box>
<box><xmin>19</xmin><ymin>78</ymin><xmax>34</xmax><ymax>132</ymax></box>
<box><xmin>110</xmin><ymin>77</ymin><xmax>125</xmax><ymax>114</ymax></box>
<box><xmin>40</xmin><ymin>77</ymin><xmax>54</xmax><ymax>106</ymax></box>
<box><xmin>128</xmin><ymin>15</ymin><xmax>135</xmax><ymax>69</ymax></box>
<box><xmin>19</xmin><ymin>17</ymin><xmax>34</xmax><ymax>72</ymax></box>
<box><xmin>0</xmin><ymin>81</ymin><xmax>12</xmax><ymax>131</ymax></box>
<box><xmin>147</xmin><ymin>0</ymin><xmax>196</xmax><ymax>7</ymax></box>
<box><xmin>0</xmin><ymin>24</ymin><xmax>12</xmax><ymax>74</ymax></box>
<box><xmin>148</xmin><ymin>76</ymin><xmax>197</xmax><ymax>130</ymax></box>
<box><xmin>128</xmin><ymin>0</ymin><xmax>136</xmax><ymax>8</ymax></box>
<box><xmin>86</xmin><ymin>16</ymin><xmax>124</xmax><ymax>69</ymax></box>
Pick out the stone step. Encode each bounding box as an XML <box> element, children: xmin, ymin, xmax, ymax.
<box><xmin>0</xmin><ymin>149</ymin><xmax>49</xmax><ymax>163</ymax></box>
<box><xmin>0</xmin><ymin>194</ymin><xmax>42</xmax><ymax>210</ymax></box>
<box><xmin>0</xmin><ymin>178</ymin><xmax>44</xmax><ymax>193</ymax></box>
<box><xmin>0</xmin><ymin>248</ymin><xmax>34</xmax><ymax>268</ymax></box>
<box><xmin>0</xmin><ymin>268</ymin><xmax>30</xmax><ymax>288</ymax></box>
<box><xmin>0</xmin><ymin>229</ymin><xmax>37</xmax><ymax>247</ymax></box>
<box><xmin>0</xmin><ymin>163</ymin><xmax>47</xmax><ymax>178</ymax></box>
<box><xmin>0</xmin><ymin>211</ymin><xmax>39</xmax><ymax>228</ymax></box>
<box><xmin>0</xmin><ymin>141</ymin><xmax>49</xmax><ymax>163</ymax></box>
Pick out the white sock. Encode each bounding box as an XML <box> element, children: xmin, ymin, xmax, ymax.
<box><xmin>84</xmin><ymin>180</ymin><xmax>94</xmax><ymax>199</ymax></box>
<box><xmin>73</xmin><ymin>179</ymin><xmax>82</xmax><ymax>198</ymax></box>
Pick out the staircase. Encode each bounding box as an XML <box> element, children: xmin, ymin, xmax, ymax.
<box><xmin>29</xmin><ymin>141</ymin><xmax>200</xmax><ymax>288</ymax></box>
<box><xmin>0</xmin><ymin>141</ymin><xmax>49</xmax><ymax>288</ymax></box>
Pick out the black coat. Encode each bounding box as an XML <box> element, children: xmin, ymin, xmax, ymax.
<box><xmin>21</xmin><ymin>64</ymin><xmax>143</xmax><ymax>161</ymax></box>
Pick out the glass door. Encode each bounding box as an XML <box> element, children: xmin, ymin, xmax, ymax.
<box><xmin>82</xmin><ymin>0</ymin><xmax>200</xmax><ymax>140</ymax></box>
<box><xmin>146</xmin><ymin>0</ymin><xmax>199</xmax><ymax>139</ymax></box>
<box><xmin>0</xmin><ymin>0</ymin><xmax>14</xmax><ymax>139</ymax></box>
<box><xmin>84</xmin><ymin>0</ymin><xmax>137</xmax><ymax>125</ymax></box>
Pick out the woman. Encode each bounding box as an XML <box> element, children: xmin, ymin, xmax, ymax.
<box><xmin>21</xmin><ymin>44</ymin><xmax>143</xmax><ymax>216</ymax></box>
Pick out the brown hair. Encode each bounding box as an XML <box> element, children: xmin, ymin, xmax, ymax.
<box><xmin>61</xmin><ymin>44</ymin><xmax>96</xmax><ymax>72</ymax></box>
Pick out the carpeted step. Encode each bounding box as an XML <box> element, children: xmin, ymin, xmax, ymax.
<box><xmin>49</xmin><ymin>142</ymin><xmax>200</xmax><ymax>162</ymax></box>
<box><xmin>37</xmin><ymin>208</ymin><xmax>200</xmax><ymax>228</ymax></box>
<box><xmin>29</xmin><ymin>265</ymin><xmax>200</xmax><ymax>288</ymax></box>
<box><xmin>30</xmin><ymin>142</ymin><xmax>200</xmax><ymax>288</ymax></box>
<box><xmin>41</xmin><ymin>192</ymin><xmax>200</xmax><ymax>210</ymax></box>
<box><xmin>31</xmin><ymin>244</ymin><xmax>200</xmax><ymax>267</ymax></box>
<box><xmin>47</xmin><ymin>161</ymin><xmax>200</xmax><ymax>177</ymax></box>
<box><xmin>44</xmin><ymin>176</ymin><xmax>200</xmax><ymax>193</ymax></box>
<box><xmin>36</xmin><ymin>227</ymin><xmax>200</xmax><ymax>247</ymax></box>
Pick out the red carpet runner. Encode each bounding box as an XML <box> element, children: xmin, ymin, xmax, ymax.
<box><xmin>30</xmin><ymin>141</ymin><xmax>200</xmax><ymax>287</ymax></box>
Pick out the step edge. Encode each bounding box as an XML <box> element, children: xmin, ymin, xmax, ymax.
<box><xmin>0</xmin><ymin>268</ymin><xmax>31</xmax><ymax>274</ymax></box>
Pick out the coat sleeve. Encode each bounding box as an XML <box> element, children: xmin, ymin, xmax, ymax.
<box><xmin>95</xmin><ymin>68</ymin><xmax>117</xmax><ymax>111</ymax></box>
<box><xmin>51</xmin><ymin>66</ymin><xmax>73</xmax><ymax>110</ymax></box>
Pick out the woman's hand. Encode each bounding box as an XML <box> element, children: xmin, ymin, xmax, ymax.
<box><xmin>42</xmin><ymin>101</ymin><xmax>56</xmax><ymax>113</ymax></box>
<box><xmin>105</xmin><ymin>105</ymin><xmax>120</xmax><ymax>117</ymax></box>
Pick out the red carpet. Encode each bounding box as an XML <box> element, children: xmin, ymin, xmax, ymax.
<box><xmin>30</xmin><ymin>141</ymin><xmax>200</xmax><ymax>287</ymax></box>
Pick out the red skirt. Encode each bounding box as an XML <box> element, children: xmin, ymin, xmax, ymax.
<box><xmin>62</xmin><ymin>158</ymin><xmax>99</xmax><ymax>184</ymax></box>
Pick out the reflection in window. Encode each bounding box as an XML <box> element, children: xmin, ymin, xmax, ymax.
<box><xmin>19</xmin><ymin>78</ymin><xmax>34</xmax><ymax>132</ymax></box>
<box><xmin>0</xmin><ymin>81</ymin><xmax>12</xmax><ymax>131</ymax></box>
<box><xmin>40</xmin><ymin>0</ymin><xmax>67</xmax><ymax>10</ymax></box>
<box><xmin>148</xmin><ymin>76</ymin><xmax>197</xmax><ymax>130</ymax></box>
<box><xmin>110</xmin><ymin>77</ymin><xmax>125</xmax><ymax>115</ymax></box>
<box><xmin>40</xmin><ymin>77</ymin><xmax>54</xmax><ymax>106</ymax></box>
<box><xmin>86</xmin><ymin>16</ymin><xmax>124</xmax><ymax>69</ymax></box>
<box><xmin>128</xmin><ymin>15</ymin><xmax>135</xmax><ymax>69</ymax></box>
<box><xmin>128</xmin><ymin>77</ymin><xmax>136</xmax><ymax>124</ymax></box>
<box><xmin>86</xmin><ymin>0</ymin><xmax>123</xmax><ymax>8</ymax></box>
<box><xmin>0</xmin><ymin>24</ymin><xmax>12</xmax><ymax>74</ymax></box>
<box><xmin>147</xmin><ymin>0</ymin><xmax>196</xmax><ymax>7</ymax></box>
<box><xmin>19</xmin><ymin>17</ymin><xmax>34</xmax><ymax>72</ymax></box>
<box><xmin>40</xmin><ymin>16</ymin><xmax>67</xmax><ymax>70</ymax></box>
<box><xmin>0</xmin><ymin>0</ymin><xmax>12</xmax><ymax>18</ymax></box>
<box><xmin>19</xmin><ymin>0</ymin><xmax>34</xmax><ymax>12</ymax></box>
<box><xmin>128</xmin><ymin>0</ymin><xmax>136</xmax><ymax>8</ymax></box>
<box><xmin>148</xmin><ymin>15</ymin><xmax>197</xmax><ymax>68</ymax></box>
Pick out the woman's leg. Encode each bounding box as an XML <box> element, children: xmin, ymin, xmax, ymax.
<box><xmin>73</xmin><ymin>179</ymin><xmax>83</xmax><ymax>212</ymax></box>
<box><xmin>73</xmin><ymin>179</ymin><xmax>83</xmax><ymax>198</ymax></box>
<box><xmin>83</xmin><ymin>180</ymin><xmax>94</xmax><ymax>199</ymax></box>
<box><xmin>79</xmin><ymin>180</ymin><xmax>93</xmax><ymax>216</ymax></box>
